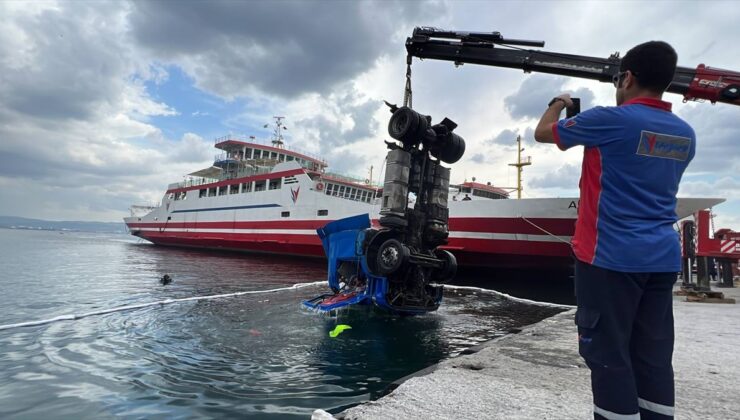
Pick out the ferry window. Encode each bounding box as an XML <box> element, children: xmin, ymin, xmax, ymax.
<box><xmin>245</xmin><ymin>148</ymin><xmax>252</xmax><ymax>159</ymax></box>
<box><xmin>278</xmin><ymin>154</ymin><xmax>285</xmax><ymax>162</ymax></box>
<box><xmin>361</xmin><ymin>191</ymin><xmax>368</xmax><ymax>202</ymax></box>
<box><xmin>180</xmin><ymin>191</ymin><xmax>188</xmax><ymax>200</ymax></box>
<box><xmin>270</xmin><ymin>152</ymin><xmax>277</xmax><ymax>160</ymax></box>
<box><xmin>461</xmin><ymin>187</ymin><xmax>471</xmax><ymax>194</ymax></box>
<box><xmin>218</xmin><ymin>186</ymin><xmax>227</xmax><ymax>196</ymax></box>
<box><xmin>338</xmin><ymin>185</ymin><xmax>345</xmax><ymax>197</ymax></box>
<box><xmin>281</xmin><ymin>211</ymin><xmax>290</xmax><ymax>218</ymax></box>
<box><xmin>255</xmin><ymin>180</ymin><xmax>266</xmax><ymax>192</ymax></box>
<box><xmin>325</xmin><ymin>183</ymin><xmax>333</xmax><ymax>195</ymax></box>
<box><xmin>241</xmin><ymin>182</ymin><xmax>252</xmax><ymax>193</ymax></box>
<box><xmin>172</xmin><ymin>192</ymin><xmax>179</xmax><ymax>201</ymax></box>
<box><xmin>168</xmin><ymin>192</ymin><xmax>175</xmax><ymax>200</ymax></box>
<box><xmin>286</xmin><ymin>155</ymin><xmax>294</xmax><ymax>161</ymax></box>
<box><xmin>344</xmin><ymin>188</ymin><xmax>352</xmax><ymax>199</ymax></box>
<box><xmin>269</xmin><ymin>178</ymin><xmax>281</xmax><ymax>190</ymax></box>
<box><xmin>199</xmin><ymin>189</ymin><xmax>207</xmax><ymax>198</ymax></box>
<box><xmin>350</xmin><ymin>188</ymin><xmax>357</xmax><ymax>200</ymax></box>
<box><xmin>318</xmin><ymin>209</ymin><xmax>328</xmax><ymax>216</ymax></box>
<box><xmin>208</xmin><ymin>188</ymin><xmax>217</xmax><ymax>197</ymax></box>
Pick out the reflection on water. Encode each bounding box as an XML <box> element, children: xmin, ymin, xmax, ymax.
<box><xmin>0</xmin><ymin>229</ymin><xmax>564</xmax><ymax>418</ymax></box>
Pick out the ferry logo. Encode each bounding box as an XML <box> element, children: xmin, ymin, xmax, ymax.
<box><xmin>636</xmin><ymin>130</ymin><xmax>691</xmax><ymax>161</ymax></box>
<box><xmin>291</xmin><ymin>187</ymin><xmax>300</xmax><ymax>204</ymax></box>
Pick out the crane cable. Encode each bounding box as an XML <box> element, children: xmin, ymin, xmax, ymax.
<box><xmin>403</xmin><ymin>54</ymin><xmax>413</xmax><ymax>108</ymax></box>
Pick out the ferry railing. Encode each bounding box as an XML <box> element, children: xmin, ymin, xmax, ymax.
<box><xmin>169</xmin><ymin>165</ymin><xmax>276</xmax><ymax>190</ymax></box>
<box><xmin>213</xmin><ymin>153</ymin><xmax>327</xmax><ymax>173</ymax></box>
<box><xmin>322</xmin><ymin>171</ymin><xmax>381</xmax><ymax>188</ymax></box>
<box><xmin>214</xmin><ymin>134</ymin><xmax>327</xmax><ymax>166</ymax></box>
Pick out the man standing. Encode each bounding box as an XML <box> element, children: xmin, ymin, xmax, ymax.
<box><xmin>534</xmin><ymin>41</ymin><xmax>694</xmax><ymax>420</ymax></box>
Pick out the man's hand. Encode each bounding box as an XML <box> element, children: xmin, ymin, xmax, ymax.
<box><xmin>554</xmin><ymin>93</ymin><xmax>574</xmax><ymax>108</ymax></box>
<box><xmin>534</xmin><ymin>93</ymin><xmax>572</xmax><ymax>144</ymax></box>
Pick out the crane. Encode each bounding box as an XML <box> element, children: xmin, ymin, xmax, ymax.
<box><xmin>404</xmin><ymin>27</ymin><xmax>739</xmax><ymax>107</ymax></box>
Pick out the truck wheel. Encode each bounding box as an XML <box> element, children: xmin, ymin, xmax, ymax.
<box><xmin>376</xmin><ymin>239</ymin><xmax>409</xmax><ymax>275</ymax></box>
<box><xmin>433</xmin><ymin>249</ymin><xmax>458</xmax><ymax>282</ymax></box>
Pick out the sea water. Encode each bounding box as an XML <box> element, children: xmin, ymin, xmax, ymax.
<box><xmin>0</xmin><ymin>229</ymin><xmax>565</xmax><ymax>419</ymax></box>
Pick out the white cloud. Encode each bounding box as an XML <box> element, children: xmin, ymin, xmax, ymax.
<box><xmin>0</xmin><ymin>0</ymin><xmax>738</xmax><ymax>230</ymax></box>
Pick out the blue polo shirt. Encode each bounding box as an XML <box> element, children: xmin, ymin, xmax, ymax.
<box><xmin>552</xmin><ymin>97</ymin><xmax>695</xmax><ymax>272</ymax></box>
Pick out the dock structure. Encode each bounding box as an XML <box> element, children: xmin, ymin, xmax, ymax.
<box><xmin>327</xmin><ymin>285</ymin><xmax>740</xmax><ymax>420</ymax></box>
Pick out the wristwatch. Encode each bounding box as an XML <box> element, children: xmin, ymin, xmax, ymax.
<box><xmin>548</xmin><ymin>97</ymin><xmax>567</xmax><ymax>108</ymax></box>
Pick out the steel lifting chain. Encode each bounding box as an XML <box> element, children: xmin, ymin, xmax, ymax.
<box><xmin>403</xmin><ymin>54</ymin><xmax>413</xmax><ymax>108</ymax></box>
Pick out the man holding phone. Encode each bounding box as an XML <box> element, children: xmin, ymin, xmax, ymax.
<box><xmin>534</xmin><ymin>41</ymin><xmax>694</xmax><ymax>420</ymax></box>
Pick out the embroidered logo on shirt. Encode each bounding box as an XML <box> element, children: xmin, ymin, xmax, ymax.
<box><xmin>636</xmin><ymin>130</ymin><xmax>691</xmax><ymax>161</ymax></box>
<box><xmin>564</xmin><ymin>118</ymin><xmax>577</xmax><ymax>128</ymax></box>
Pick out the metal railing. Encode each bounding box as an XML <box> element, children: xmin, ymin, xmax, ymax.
<box><xmin>168</xmin><ymin>165</ymin><xmax>277</xmax><ymax>190</ymax></box>
<box><xmin>322</xmin><ymin>172</ymin><xmax>381</xmax><ymax>188</ymax></box>
<box><xmin>214</xmin><ymin>134</ymin><xmax>327</xmax><ymax>166</ymax></box>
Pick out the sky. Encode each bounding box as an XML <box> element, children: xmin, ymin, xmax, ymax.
<box><xmin>0</xmin><ymin>0</ymin><xmax>738</xmax><ymax>229</ymax></box>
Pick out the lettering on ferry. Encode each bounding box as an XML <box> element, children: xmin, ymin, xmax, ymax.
<box><xmin>568</xmin><ymin>200</ymin><xmax>579</xmax><ymax>210</ymax></box>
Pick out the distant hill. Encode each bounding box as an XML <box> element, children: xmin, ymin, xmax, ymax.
<box><xmin>0</xmin><ymin>216</ymin><xmax>127</xmax><ymax>233</ymax></box>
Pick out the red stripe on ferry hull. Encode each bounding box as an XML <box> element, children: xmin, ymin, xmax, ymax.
<box><xmin>131</xmin><ymin>230</ymin><xmax>573</xmax><ymax>269</ymax></box>
<box><xmin>127</xmin><ymin>220</ymin><xmax>332</xmax><ymax>230</ymax></box>
<box><xmin>135</xmin><ymin>231</ymin><xmax>326</xmax><ymax>258</ymax></box>
<box><xmin>443</xmin><ymin>238</ymin><xmax>572</xmax><ymax>269</ymax></box>
<box><xmin>127</xmin><ymin>217</ymin><xmax>576</xmax><ymax>237</ymax></box>
<box><xmin>449</xmin><ymin>217</ymin><xmax>574</xmax><ymax>236</ymax></box>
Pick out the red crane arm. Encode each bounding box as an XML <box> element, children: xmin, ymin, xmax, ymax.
<box><xmin>406</xmin><ymin>28</ymin><xmax>740</xmax><ymax>106</ymax></box>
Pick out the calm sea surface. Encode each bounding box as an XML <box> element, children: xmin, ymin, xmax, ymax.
<box><xmin>0</xmin><ymin>228</ymin><xmax>565</xmax><ymax>419</ymax></box>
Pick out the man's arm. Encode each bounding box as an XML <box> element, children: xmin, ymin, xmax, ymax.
<box><xmin>534</xmin><ymin>94</ymin><xmax>573</xmax><ymax>144</ymax></box>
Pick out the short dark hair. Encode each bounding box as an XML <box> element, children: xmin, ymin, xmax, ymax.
<box><xmin>620</xmin><ymin>41</ymin><xmax>678</xmax><ymax>92</ymax></box>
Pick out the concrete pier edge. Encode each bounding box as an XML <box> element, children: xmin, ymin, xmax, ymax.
<box><xmin>329</xmin><ymin>284</ymin><xmax>740</xmax><ymax>420</ymax></box>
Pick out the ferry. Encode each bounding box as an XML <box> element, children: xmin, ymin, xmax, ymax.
<box><xmin>124</xmin><ymin>119</ymin><xmax>724</xmax><ymax>270</ymax></box>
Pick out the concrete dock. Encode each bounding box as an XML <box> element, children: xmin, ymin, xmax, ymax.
<box><xmin>324</xmin><ymin>284</ymin><xmax>740</xmax><ymax>420</ymax></box>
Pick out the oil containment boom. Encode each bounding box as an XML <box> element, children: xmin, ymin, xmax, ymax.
<box><xmin>406</xmin><ymin>27</ymin><xmax>740</xmax><ymax>107</ymax></box>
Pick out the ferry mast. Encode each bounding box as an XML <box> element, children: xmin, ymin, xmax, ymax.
<box><xmin>507</xmin><ymin>135</ymin><xmax>531</xmax><ymax>199</ymax></box>
<box><xmin>271</xmin><ymin>116</ymin><xmax>286</xmax><ymax>149</ymax></box>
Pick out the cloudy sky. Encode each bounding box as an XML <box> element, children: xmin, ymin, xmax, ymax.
<box><xmin>0</xmin><ymin>0</ymin><xmax>738</xmax><ymax>228</ymax></box>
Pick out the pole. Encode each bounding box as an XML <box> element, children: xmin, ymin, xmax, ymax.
<box><xmin>696</xmin><ymin>256</ymin><xmax>711</xmax><ymax>292</ymax></box>
<box><xmin>507</xmin><ymin>135</ymin><xmax>531</xmax><ymax>200</ymax></box>
<box><xmin>516</xmin><ymin>136</ymin><xmax>522</xmax><ymax>199</ymax></box>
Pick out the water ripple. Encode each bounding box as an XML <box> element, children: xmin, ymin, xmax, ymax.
<box><xmin>0</xmin><ymin>230</ymin><xmax>564</xmax><ymax>418</ymax></box>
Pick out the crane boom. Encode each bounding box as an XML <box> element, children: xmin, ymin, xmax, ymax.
<box><xmin>406</xmin><ymin>27</ymin><xmax>740</xmax><ymax>106</ymax></box>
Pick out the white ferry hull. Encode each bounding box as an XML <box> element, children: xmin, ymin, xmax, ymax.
<box><xmin>125</xmin><ymin>164</ymin><xmax>723</xmax><ymax>270</ymax></box>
